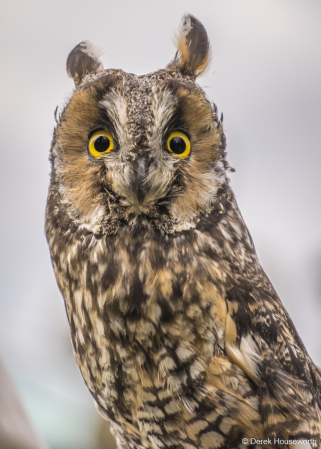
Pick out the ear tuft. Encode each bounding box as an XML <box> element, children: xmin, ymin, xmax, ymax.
<box><xmin>170</xmin><ymin>14</ymin><xmax>211</xmax><ymax>78</ymax></box>
<box><xmin>66</xmin><ymin>41</ymin><xmax>104</xmax><ymax>86</ymax></box>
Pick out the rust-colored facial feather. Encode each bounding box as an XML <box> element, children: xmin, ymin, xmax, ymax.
<box><xmin>57</xmin><ymin>86</ymin><xmax>104</xmax><ymax>217</ymax></box>
<box><xmin>171</xmin><ymin>87</ymin><xmax>223</xmax><ymax>218</ymax></box>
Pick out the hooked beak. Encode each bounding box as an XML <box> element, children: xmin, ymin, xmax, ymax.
<box><xmin>131</xmin><ymin>155</ymin><xmax>149</xmax><ymax>206</ymax></box>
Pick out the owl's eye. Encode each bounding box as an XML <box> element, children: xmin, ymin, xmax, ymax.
<box><xmin>167</xmin><ymin>132</ymin><xmax>191</xmax><ymax>159</ymax></box>
<box><xmin>88</xmin><ymin>130</ymin><xmax>114</xmax><ymax>158</ymax></box>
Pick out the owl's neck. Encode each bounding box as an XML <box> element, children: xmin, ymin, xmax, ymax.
<box><xmin>46</xmin><ymin>183</ymin><xmax>258</xmax><ymax>321</ymax></box>
<box><xmin>46</xmin><ymin>175</ymin><xmax>234</xmax><ymax>238</ymax></box>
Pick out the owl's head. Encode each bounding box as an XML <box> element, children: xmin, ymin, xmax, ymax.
<box><xmin>49</xmin><ymin>15</ymin><xmax>230</xmax><ymax>235</ymax></box>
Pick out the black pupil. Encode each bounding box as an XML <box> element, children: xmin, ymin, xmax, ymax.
<box><xmin>170</xmin><ymin>136</ymin><xmax>186</xmax><ymax>154</ymax></box>
<box><xmin>94</xmin><ymin>135</ymin><xmax>110</xmax><ymax>153</ymax></box>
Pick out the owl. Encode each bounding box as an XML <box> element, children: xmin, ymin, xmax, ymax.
<box><xmin>46</xmin><ymin>14</ymin><xmax>321</xmax><ymax>449</ymax></box>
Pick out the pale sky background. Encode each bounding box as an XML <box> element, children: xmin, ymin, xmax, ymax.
<box><xmin>0</xmin><ymin>1</ymin><xmax>320</xmax><ymax>448</ymax></box>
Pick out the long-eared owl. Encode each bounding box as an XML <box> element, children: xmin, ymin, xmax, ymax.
<box><xmin>46</xmin><ymin>14</ymin><xmax>321</xmax><ymax>449</ymax></box>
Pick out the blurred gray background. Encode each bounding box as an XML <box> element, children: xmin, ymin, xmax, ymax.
<box><xmin>0</xmin><ymin>1</ymin><xmax>320</xmax><ymax>448</ymax></box>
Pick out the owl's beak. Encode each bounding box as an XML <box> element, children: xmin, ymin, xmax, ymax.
<box><xmin>131</xmin><ymin>156</ymin><xmax>149</xmax><ymax>206</ymax></box>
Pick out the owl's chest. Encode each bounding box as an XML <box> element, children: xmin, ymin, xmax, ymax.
<box><xmin>55</xmin><ymin>229</ymin><xmax>228</xmax><ymax>426</ymax></box>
